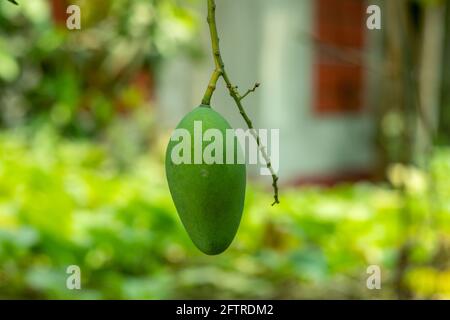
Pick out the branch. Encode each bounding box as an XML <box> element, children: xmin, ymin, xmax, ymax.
<box><xmin>7</xmin><ymin>0</ymin><xmax>18</xmax><ymax>5</ymax></box>
<box><xmin>240</xmin><ymin>82</ymin><xmax>260</xmax><ymax>101</ymax></box>
<box><xmin>201</xmin><ymin>0</ymin><xmax>280</xmax><ymax>205</ymax></box>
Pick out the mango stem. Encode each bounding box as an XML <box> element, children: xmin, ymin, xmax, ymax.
<box><xmin>201</xmin><ymin>0</ymin><xmax>280</xmax><ymax>205</ymax></box>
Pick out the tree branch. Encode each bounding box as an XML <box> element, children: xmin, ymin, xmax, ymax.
<box><xmin>240</xmin><ymin>82</ymin><xmax>260</xmax><ymax>101</ymax></box>
<box><xmin>201</xmin><ymin>0</ymin><xmax>280</xmax><ymax>205</ymax></box>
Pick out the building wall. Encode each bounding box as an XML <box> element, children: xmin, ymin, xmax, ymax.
<box><xmin>157</xmin><ymin>0</ymin><xmax>378</xmax><ymax>183</ymax></box>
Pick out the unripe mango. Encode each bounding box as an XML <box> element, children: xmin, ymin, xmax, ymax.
<box><xmin>165</xmin><ymin>105</ymin><xmax>246</xmax><ymax>255</ymax></box>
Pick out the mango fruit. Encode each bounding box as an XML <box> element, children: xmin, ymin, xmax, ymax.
<box><xmin>165</xmin><ymin>105</ymin><xmax>246</xmax><ymax>255</ymax></box>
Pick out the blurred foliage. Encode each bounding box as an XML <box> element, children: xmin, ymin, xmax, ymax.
<box><xmin>0</xmin><ymin>128</ymin><xmax>448</xmax><ymax>299</ymax></box>
<box><xmin>0</xmin><ymin>0</ymin><xmax>200</xmax><ymax>136</ymax></box>
<box><xmin>0</xmin><ymin>0</ymin><xmax>448</xmax><ymax>301</ymax></box>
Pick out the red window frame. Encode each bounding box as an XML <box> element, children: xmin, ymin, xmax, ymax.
<box><xmin>313</xmin><ymin>0</ymin><xmax>366</xmax><ymax>115</ymax></box>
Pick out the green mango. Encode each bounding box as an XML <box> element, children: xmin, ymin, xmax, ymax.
<box><xmin>165</xmin><ymin>105</ymin><xmax>246</xmax><ymax>255</ymax></box>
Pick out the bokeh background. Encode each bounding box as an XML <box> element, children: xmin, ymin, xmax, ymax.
<box><xmin>0</xmin><ymin>0</ymin><xmax>449</xmax><ymax>299</ymax></box>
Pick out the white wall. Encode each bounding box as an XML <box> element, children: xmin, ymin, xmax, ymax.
<box><xmin>157</xmin><ymin>0</ymin><xmax>377</xmax><ymax>182</ymax></box>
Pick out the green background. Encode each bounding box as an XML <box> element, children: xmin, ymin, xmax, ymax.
<box><xmin>0</xmin><ymin>0</ymin><xmax>449</xmax><ymax>299</ymax></box>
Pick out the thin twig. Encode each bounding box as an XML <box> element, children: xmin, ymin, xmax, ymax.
<box><xmin>240</xmin><ymin>83</ymin><xmax>260</xmax><ymax>101</ymax></box>
<box><xmin>201</xmin><ymin>0</ymin><xmax>280</xmax><ymax>205</ymax></box>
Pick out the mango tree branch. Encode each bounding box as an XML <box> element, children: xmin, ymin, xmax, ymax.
<box><xmin>201</xmin><ymin>0</ymin><xmax>280</xmax><ymax>205</ymax></box>
<box><xmin>240</xmin><ymin>82</ymin><xmax>260</xmax><ymax>101</ymax></box>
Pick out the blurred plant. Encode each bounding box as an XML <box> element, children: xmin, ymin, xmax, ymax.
<box><xmin>0</xmin><ymin>129</ymin><xmax>448</xmax><ymax>299</ymax></box>
<box><xmin>0</xmin><ymin>0</ymin><xmax>200</xmax><ymax>136</ymax></box>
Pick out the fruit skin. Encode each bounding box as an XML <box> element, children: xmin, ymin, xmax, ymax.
<box><xmin>165</xmin><ymin>105</ymin><xmax>246</xmax><ymax>255</ymax></box>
